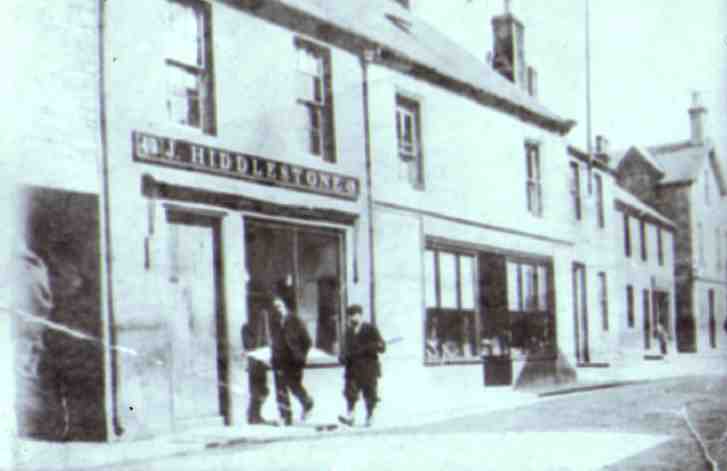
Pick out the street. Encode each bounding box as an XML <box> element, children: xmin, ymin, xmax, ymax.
<box><xmin>106</xmin><ymin>375</ymin><xmax>727</xmax><ymax>471</ymax></box>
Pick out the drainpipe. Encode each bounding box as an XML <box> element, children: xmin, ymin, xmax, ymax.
<box><xmin>96</xmin><ymin>0</ymin><xmax>122</xmax><ymax>440</ymax></box>
<box><xmin>360</xmin><ymin>49</ymin><xmax>379</xmax><ymax>325</ymax></box>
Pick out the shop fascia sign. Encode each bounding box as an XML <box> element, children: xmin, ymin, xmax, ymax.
<box><xmin>132</xmin><ymin>131</ymin><xmax>359</xmax><ymax>201</ymax></box>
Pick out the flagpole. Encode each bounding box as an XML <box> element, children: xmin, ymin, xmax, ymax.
<box><xmin>585</xmin><ymin>0</ymin><xmax>593</xmax><ymax>193</ymax></box>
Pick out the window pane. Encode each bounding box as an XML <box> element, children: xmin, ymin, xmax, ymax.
<box><xmin>167</xmin><ymin>65</ymin><xmax>201</xmax><ymax>128</ymax></box>
<box><xmin>460</xmin><ymin>255</ymin><xmax>475</xmax><ymax>310</ymax></box>
<box><xmin>506</xmin><ymin>261</ymin><xmax>520</xmax><ymax>311</ymax></box>
<box><xmin>425</xmin><ymin>250</ymin><xmax>437</xmax><ymax>308</ymax></box>
<box><xmin>168</xmin><ymin>1</ymin><xmax>200</xmax><ymax>66</ymax></box>
<box><xmin>439</xmin><ymin>252</ymin><xmax>457</xmax><ymax>309</ymax></box>
<box><xmin>537</xmin><ymin>265</ymin><xmax>548</xmax><ymax>310</ymax></box>
<box><xmin>523</xmin><ymin>264</ymin><xmax>536</xmax><ymax>310</ymax></box>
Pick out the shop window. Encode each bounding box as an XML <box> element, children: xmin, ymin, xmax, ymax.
<box><xmin>623</xmin><ymin>213</ymin><xmax>631</xmax><ymax>257</ymax></box>
<box><xmin>570</xmin><ymin>162</ymin><xmax>581</xmax><ymax>221</ymax></box>
<box><xmin>598</xmin><ymin>272</ymin><xmax>608</xmax><ymax>331</ymax></box>
<box><xmin>396</xmin><ymin>95</ymin><xmax>424</xmax><ymax>189</ymax></box>
<box><xmin>295</xmin><ymin>38</ymin><xmax>336</xmax><ymax>162</ymax></box>
<box><xmin>525</xmin><ymin>142</ymin><xmax>542</xmax><ymax>217</ymax></box>
<box><xmin>506</xmin><ymin>259</ymin><xmax>552</xmax><ymax>354</ymax></box>
<box><xmin>594</xmin><ymin>173</ymin><xmax>604</xmax><ymax>228</ymax></box>
<box><xmin>425</xmin><ymin>248</ymin><xmax>477</xmax><ymax>362</ymax></box>
<box><xmin>245</xmin><ymin>220</ymin><xmax>343</xmax><ymax>356</ymax></box>
<box><xmin>626</xmin><ymin>285</ymin><xmax>634</xmax><ymax>328</ymax></box>
<box><xmin>166</xmin><ymin>0</ymin><xmax>215</xmax><ymax>134</ymax></box>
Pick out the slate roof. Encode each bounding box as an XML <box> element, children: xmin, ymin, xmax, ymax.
<box><xmin>609</xmin><ymin>146</ymin><xmax>665</xmax><ymax>175</ymax></box>
<box><xmin>613</xmin><ymin>184</ymin><xmax>675</xmax><ymax>228</ymax></box>
<box><xmin>648</xmin><ymin>140</ymin><xmax>715</xmax><ymax>185</ymax></box>
<box><xmin>275</xmin><ymin>0</ymin><xmax>575</xmax><ymax>134</ymax></box>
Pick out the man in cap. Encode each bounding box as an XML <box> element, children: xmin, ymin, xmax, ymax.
<box><xmin>338</xmin><ymin>304</ymin><xmax>386</xmax><ymax>427</ymax></box>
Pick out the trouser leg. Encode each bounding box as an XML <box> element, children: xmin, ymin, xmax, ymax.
<box><xmin>273</xmin><ymin>370</ymin><xmax>292</xmax><ymax>423</ymax></box>
<box><xmin>286</xmin><ymin>368</ymin><xmax>313</xmax><ymax>410</ymax></box>
<box><xmin>343</xmin><ymin>376</ymin><xmax>360</xmax><ymax>412</ymax></box>
<box><xmin>247</xmin><ymin>363</ymin><xmax>269</xmax><ymax>423</ymax></box>
<box><xmin>361</xmin><ymin>378</ymin><xmax>379</xmax><ymax>417</ymax></box>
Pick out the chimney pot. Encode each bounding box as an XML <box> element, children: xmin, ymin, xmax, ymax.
<box><xmin>689</xmin><ymin>91</ymin><xmax>707</xmax><ymax>146</ymax></box>
<box><xmin>596</xmin><ymin>135</ymin><xmax>609</xmax><ymax>154</ymax></box>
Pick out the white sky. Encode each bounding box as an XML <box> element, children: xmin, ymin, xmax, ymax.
<box><xmin>414</xmin><ymin>0</ymin><xmax>726</xmax><ymax>154</ymax></box>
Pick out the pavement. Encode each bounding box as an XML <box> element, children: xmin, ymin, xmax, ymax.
<box><xmin>11</xmin><ymin>352</ymin><xmax>727</xmax><ymax>471</ymax></box>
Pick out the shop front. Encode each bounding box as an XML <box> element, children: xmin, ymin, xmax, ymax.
<box><xmin>110</xmin><ymin>131</ymin><xmax>366</xmax><ymax>438</ymax></box>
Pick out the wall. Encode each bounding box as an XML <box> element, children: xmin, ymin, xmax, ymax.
<box><xmin>102</xmin><ymin>0</ymin><xmax>370</xmax><ymax>439</ymax></box>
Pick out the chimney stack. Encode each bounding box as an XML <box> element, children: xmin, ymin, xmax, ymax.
<box><xmin>689</xmin><ymin>91</ymin><xmax>707</xmax><ymax>146</ymax></box>
<box><xmin>491</xmin><ymin>0</ymin><xmax>526</xmax><ymax>91</ymax></box>
<box><xmin>595</xmin><ymin>135</ymin><xmax>609</xmax><ymax>155</ymax></box>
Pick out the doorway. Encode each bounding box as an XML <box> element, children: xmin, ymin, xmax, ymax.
<box><xmin>572</xmin><ymin>263</ymin><xmax>589</xmax><ymax>363</ymax></box>
<box><xmin>166</xmin><ymin>209</ymin><xmax>227</xmax><ymax>427</ymax></box>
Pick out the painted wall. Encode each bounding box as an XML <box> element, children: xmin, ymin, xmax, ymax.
<box><xmin>101</xmin><ymin>0</ymin><xmax>371</xmax><ymax>439</ymax></box>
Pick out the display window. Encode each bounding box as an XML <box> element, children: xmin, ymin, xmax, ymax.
<box><xmin>245</xmin><ymin>219</ymin><xmax>344</xmax><ymax>356</ymax></box>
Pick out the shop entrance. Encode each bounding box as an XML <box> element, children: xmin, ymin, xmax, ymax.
<box><xmin>166</xmin><ymin>210</ymin><xmax>227</xmax><ymax>427</ymax></box>
<box><xmin>572</xmin><ymin>263</ymin><xmax>589</xmax><ymax>363</ymax></box>
<box><xmin>245</xmin><ymin>219</ymin><xmax>343</xmax><ymax>356</ymax></box>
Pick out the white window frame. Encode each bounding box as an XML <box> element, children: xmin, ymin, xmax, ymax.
<box><xmin>396</xmin><ymin>94</ymin><xmax>424</xmax><ymax>189</ymax></box>
<box><xmin>526</xmin><ymin>142</ymin><xmax>543</xmax><ymax>217</ymax></box>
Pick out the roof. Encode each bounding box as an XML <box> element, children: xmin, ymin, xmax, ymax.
<box><xmin>613</xmin><ymin>185</ymin><xmax>675</xmax><ymax>229</ymax></box>
<box><xmin>610</xmin><ymin>146</ymin><xmax>665</xmax><ymax>176</ymax></box>
<box><xmin>648</xmin><ymin>139</ymin><xmax>715</xmax><ymax>185</ymax></box>
<box><xmin>271</xmin><ymin>0</ymin><xmax>575</xmax><ymax>134</ymax></box>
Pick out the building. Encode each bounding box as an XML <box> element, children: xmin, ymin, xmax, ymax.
<box><xmin>567</xmin><ymin>142</ymin><xmax>677</xmax><ymax>369</ymax></box>
<box><xmin>11</xmin><ymin>0</ymin><xmax>374</xmax><ymax>441</ymax></box>
<box><xmin>610</xmin><ymin>93</ymin><xmax>727</xmax><ymax>354</ymax></box>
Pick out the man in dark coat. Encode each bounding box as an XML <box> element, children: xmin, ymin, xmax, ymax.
<box><xmin>269</xmin><ymin>293</ymin><xmax>314</xmax><ymax>425</ymax></box>
<box><xmin>241</xmin><ymin>310</ymin><xmax>271</xmax><ymax>424</ymax></box>
<box><xmin>338</xmin><ymin>304</ymin><xmax>386</xmax><ymax>427</ymax></box>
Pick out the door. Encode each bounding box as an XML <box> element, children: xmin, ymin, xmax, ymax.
<box><xmin>572</xmin><ymin>263</ymin><xmax>589</xmax><ymax>363</ymax></box>
<box><xmin>167</xmin><ymin>210</ymin><xmax>226</xmax><ymax>426</ymax></box>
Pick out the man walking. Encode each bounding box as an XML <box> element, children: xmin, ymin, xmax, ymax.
<box><xmin>338</xmin><ymin>304</ymin><xmax>386</xmax><ymax>427</ymax></box>
<box><xmin>269</xmin><ymin>292</ymin><xmax>314</xmax><ymax>426</ymax></box>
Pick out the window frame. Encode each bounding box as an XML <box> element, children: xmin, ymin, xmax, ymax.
<box><xmin>657</xmin><ymin>227</ymin><xmax>664</xmax><ymax>266</ymax></box>
<box><xmin>165</xmin><ymin>0</ymin><xmax>216</xmax><ymax>134</ymax></box>
<box><xmin>623</xmin><ymin>213</ymin><xmax>632</xmax><ymax>258</ymax></box>
<box><xmin>643</xmin><ymin>288</ymin><xmax>651</xmax><ymax>349</ymax></box>
<box><xmin>640</xmin><ymin>219</ymin><xmax>648</xmax><ymax>262</ymax></box>
<box><xmin>598</xmin><ymin>272</ymin><xmax>608</xmax><ymax>331</ymax></box>
<box><xmin>570</xmin><ymin>161</ymin><xmax>581</xmax><ymax>221</ymax></box>
<box><xmin>294</xmin><ymin>37</ymin><xmax>336</xmax><ymax>163</ymax></box>
<box><xmin>525</xmin><ymin>142</ymin><xmax>543</xmax><ymax>217</ymax></box>
<box><xmin>395</xmin><ymin>94</ymin><xmax>425</xmax><ymax>189</ymax></box>
<box><xmin>626</xmin><ymin>285</ymin><xmax>634</xmax><ymax>328</ymax></box>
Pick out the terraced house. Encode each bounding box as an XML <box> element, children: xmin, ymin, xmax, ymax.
<box><xmin>8</xmin><ymin>0</ymin><xmax>708</xmax><ymax>446</ymax></box>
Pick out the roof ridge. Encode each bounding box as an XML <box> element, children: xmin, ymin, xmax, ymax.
<box><xmin>648</xmin><ymin>140</ymin><xmax>694</xmax><ymax>155</ymax></box>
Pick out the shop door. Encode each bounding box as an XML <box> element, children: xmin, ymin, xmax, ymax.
<box><xmin>572</xmin><ymin>263</ymin><xmax>589</xmax><ymax>363</ymax></box>
<box><xmin>167</xmin><ymin>210</ymin><xmax>226</xmax><ymax>427</ymax></box>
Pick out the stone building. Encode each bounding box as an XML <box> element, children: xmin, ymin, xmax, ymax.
<box><xmin>611</xmin><ymin>93</ymin><xmax>727</xmax><ymax>354</ymax></box>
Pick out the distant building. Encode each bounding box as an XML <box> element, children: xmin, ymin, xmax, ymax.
<box><xmin>610</xmin><ymin>93</ymin><xmax>727</xmax><ymax>353</ymax></box>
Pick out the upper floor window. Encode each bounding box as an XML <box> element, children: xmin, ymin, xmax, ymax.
<box><xmin>594</xmin><ymin>173</ymin><xmax>605</xmax><ymax>228</ymax></box>
<box><xmin>623</xmin><ymin>213</ymin><xmax>632</xmax><ymax>258</ymax></box>
<box><xmin>569</xmin><ymin>162</ymin><xmax>581</xmax><ymax>221</ymax></box>
<box><xmin>640</xmin><ymin>219</ymin><xmax>648</xmax><ymax>261</ymax></box>
<box><xmin>396</xmin><ymin>95</ymin><xmax>424</xmax><ymax>189</ymax></box>
<box><xmin>166</xmin><ymin>0</ymin><xmax>215</xmax><ymax>134</ymax></box>
<box><xmin>657</xmin><ymin>227</ymin><xmax>664</xmax><ymax>266</ymax></box>
<box><xmin>295</xmin><ymin>38</ymin><xmax>336</xmax><ymax>162</ymax></box>
<box><xmin>525</xmin><ymin>142</ymin><xmax>542</xmax><ymax>217</ymax></box>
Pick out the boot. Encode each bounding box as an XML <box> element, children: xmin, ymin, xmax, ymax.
<box><xmin>301</xmin><ymin>398</ymin><xmax>314</xmax><ymax>422</ymax></box>
<box><xmin>365</xmin><ymin>408</ymin><xmax>376</xmax><ymax>427</ymax></box>
<box><xmin>337</xmin><ymin>409</ymin><xmax>354</xmax><ymax>427</ymax></box>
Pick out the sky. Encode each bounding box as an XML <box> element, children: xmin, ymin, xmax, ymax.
<box><xmin>413</xmin><ymin>0</ymin><xmax>726</xmax><ymax>154</ymax></box>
